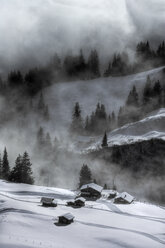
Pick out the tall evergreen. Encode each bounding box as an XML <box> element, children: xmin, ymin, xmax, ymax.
<box><xmin>88</xmin><ymin>49</ymin><xmax>100</xmax><ymax>78</ymax></box>
<box><xmin>84</xmin><ymin>116</ymin><xmax>89</xmax><ymax>132</ymax></box>
<box><xmin>37</xmin><ymin>127</ymin><xmax>45</xmax><ymax>149</ymax></box>
<box><xmin>2</xmin><ymin>147</ymin><xmax>10</xmax><ymax>180</ymax></box>
<box><xmin>143</xmin><ymin>76</ymin><xmax>152</xmax><ymax>105</ymax></box>
<box><xmin>126</xmin><ymin>85</ymin><xmax>139</xmax><ymax>107</ymax></box>
<box><xmin>79</xmin><ymin>164</ymin><xmax>92</xmax><ymax>187</ymax></box>
<box><xmin>70</xmin><ymin>102</ymin><xmax>83</xmax><ymax>133</ymax></box>
<box><xmin>101</xmin><ymin>132</ymin><xmax>108</xmax><ymax>148</ymax></box>
<box><xmin>152</xmin><ymin>80</ymin><xmax>162</xmax><ymax>108</ymax></box>
<box><xmin>22</xmin><ymin>152</ymin><xmax>34</xmax><ymax>184</ymax></box>
<box><xmin>9</xmin><ymin>155</ymin><xmax>23</xmax><ymax>183</ymax></box>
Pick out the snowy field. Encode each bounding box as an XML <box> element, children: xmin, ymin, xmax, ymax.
<box><xmin>0</xmin><ymin>180</ymin><xmax>165</xmax><ymax>248</ymax></box>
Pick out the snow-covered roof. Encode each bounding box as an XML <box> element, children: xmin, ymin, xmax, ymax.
<box><xmin>80</xmin><ymin>183</ymin><xmax>103</xmax><ymax>193</ymax></box>
<box><xmin>75</xmin><ymin>197</ymin><xmax>86</xmax><ymax>203</ymax></box>
<box><xmin>115</xmin><ymin>192</ymin><xmax>134</xmax><ymax>203</ymax></box>
<box><xmin>41</xmin><ymin>197</ymin><xmax>54</xmax><ymax>203</ymax></box>
<box><xmin>67</xmin><ymin>200</ymin><xmax>75</xmax><ymax>204</ymax></box>
<box><xmin>59</xmin><ymin>213</ymin><xmax>74</xmax><ymax>221</ymax></box>
<box><xmin>106</xmin><ymin>190</ymin><xmax>117</xmax><ymax>194</ymax></box>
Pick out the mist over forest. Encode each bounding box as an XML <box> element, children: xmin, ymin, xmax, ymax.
<box><xmin>0</xmin><ymin>0</ymin><xmax>165</xmax><ymax>205</ymax></box>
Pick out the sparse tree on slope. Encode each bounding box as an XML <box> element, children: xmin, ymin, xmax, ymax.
<box><xmin>102</xmin><ymin>132</ymin><xmax>108</xmax><ymax>148</ymax></box>
<box><xmin>9</xmin><ymin>155</ymin><xmax>23</xmax><ymax>183</ymax></box>
<box><xmin>79</xmin><ymin>164</ymin><xmax>92</xmax><ymax>188</ymax></box>
<box><xmin>22</xmin><ymin>152</ymin><xmax>34</xmax><ymax>184</ymax></box>
<box><xmin>70</xmin><ymin>102</ymin><xmax>83</xmax><ymax>134</ymax></box>
<box><xmin>2</xmin><ymin>147</ymin><xmax>10</xmax><ymax>180</ymax></box>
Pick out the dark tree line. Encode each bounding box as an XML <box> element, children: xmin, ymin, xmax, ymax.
<box><xmin>2</xmin><ymin>49</ymin><xmax>100</xmax><ymax>97</ymax></box>
<box><xmin>70</xmin><ymin>75</ymin><xmax>164</xmax><ymax>137</ymax></box>
<box><xmin>0</xmin><ymin>148</ymin><xmax>34</xmax><ymax>184</ymax></box>
<box><xmin>117</xmin><ymin>76</ymin><xmax>163</xmax><ymax>127</ymax></box>
<box><xmin>36</xmin><ymin>126</ymin><xmax>60</xmax><ymax>156</ymax></box>
<box><xmin>1</xmin><ymin>39</ymin><xmax>164</xmax><ymax>98</ymax></box>
<box><xmin>70</xmin><ymin>102</ymin><xmax>116</xmax><ymax>135</ymax></box>
<box><xmin>104</xmin><ymin>41</ymin><xmax>165</xmax><ymax>77</ymax></box>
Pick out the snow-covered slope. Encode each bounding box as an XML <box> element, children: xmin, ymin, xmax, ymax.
<box><xmin>80</xmin><ymin>108</ymin><xmax>165</xmax><ymax>152</ymax></box>
<box><xmin>0</xmin><ymin>180</ymin><xmax>165</xmax><ymax>248</ymax></box>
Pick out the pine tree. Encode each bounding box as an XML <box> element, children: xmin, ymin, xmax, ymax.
<box><xmin>111</xmin><ymin>111</ymin><xmax>116</xmax><ymax>129</ymax></box>
<box><xmin>88</xmin><ymin>49</ymin><xmax>100</xmax><ymax>78</ymax></box>
<box><xmin>22</xmin><ymin>152</ymin><xmax>34</xmax><ymax>184</ymax></box>
<box><xmin>104</xmin><ymin>183</ymin><xmax>108</xmax><ymax>189</ymax></box>
<box><xmin>126</xmin><ymin>85</ymin><xmax>139</xmax><ymax>107</ymax></box>
<box><xmin>93</xmin><ymin>178</ymin><xmax>97</xmax><ymax>184</ymax></box>
<box><xmin>79</xmin><ymin>164</ymin><xmax>92</xmax><ymax>187</ymax></box>
<box><xmin>102</xmin><ymin>132</ymin><xmax>108</xmax><ymax>147</ymax></box>
<box><xmin>143</xmin><ymin>76</ymin><xmax>152</xmax><ymax>105</ymax></box>
<box><xmin>70</xmin><ymin>102</ymin><xmax>83</xmax><ymax>133</ymax></box>
<box><xmin>37</xmin><ymin>127</ymin><xmax>45</xmax><ymax>149</ymax></box>
<box><xmin>2</xmin><ymin>147</ymin><xmax>10</xmax><ymax>180</ymax></box>
<box><xmin>152</xmin><ymin>80</ymin><xmax>162</xmax><ymax>108</ymax></box>
<box><xmin>118</xmin><ymin>106</ymin><xmax>125</xmax><ymax>127</ymax></box>
<box><xmin>9</xmin><ymin>155</ymin><xmax>23</xmax><ymax>183</ymax></box>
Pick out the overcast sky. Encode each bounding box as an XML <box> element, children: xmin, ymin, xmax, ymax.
<box><xmin>0</xmin><ymin>0</ymin><xmax>164</xmax><ymax>73</ymax></box>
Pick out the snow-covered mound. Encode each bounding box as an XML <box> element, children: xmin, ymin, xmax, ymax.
<box><xmin>0</xmin><ymin>180</ymin><xmax>165</xmax><ymax>248</ymax></box>
<box><xmin>81</xmin><ymin>108</ymin><xmax>165</xmax><ymax>151</ymax></box>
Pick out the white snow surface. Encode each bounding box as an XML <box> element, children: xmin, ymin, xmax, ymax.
<box><xmin>80</xmin><ymin>108</ymin><xmax>165</xmax><ymax>152</ymax></box>
<box><xmin>0</xmin><ymin>180</ymin><xmax>165</xmax><ymax>248</ymax></box>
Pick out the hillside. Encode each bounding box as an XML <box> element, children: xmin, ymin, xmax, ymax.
<box><xmin>44</xmin><ymin>66</ymin><xmax>165</xmax><ymax>129</ymax></box>
<box><xmin>79</xmin><ymin>108</ymin><xmax>165</xmax><ymax>152</ymax></box>
<box><xmin>0</xmin><ymin>180</ymin><xmax>165</xmax><ymax>248</ymax></box>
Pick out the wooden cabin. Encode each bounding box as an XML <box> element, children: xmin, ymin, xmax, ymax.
<box><xmin>41</xmin><ymin>197</ymin><xmax>57</xmax><ymax>207</ymax></box>
<box><xmin>80</xmin><ymin>183</ymin><xmax>103</xmax><ymax>199</ymax></box>
<box><xmin>114</xmin><ymin>192</ymin><xmax>134</xmax><ymax>204</ymax></box>
<box><xmin>67</xmin><ymin>200</ymin><xmax>75</xmax><ymax>206</ymax></box>
<box><xmin>74</xmin><ymin>197</ymin><xmax>86</xmax><ymax>207</ymax></box>
<box><xmin>58</xmin><ymin>213</ymin><xmax>74</xmax><ymax>225</ymax></box>
<box><xmin>107</xmin><ymin>190</ymin><xmax>117</xmax><ymax>199</ymax></box>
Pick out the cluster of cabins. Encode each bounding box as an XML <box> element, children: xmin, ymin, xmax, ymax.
<box><xmin>40</xmin><ymin>183</ymin><xmax>134</xmax><ymax>225</ymax></box>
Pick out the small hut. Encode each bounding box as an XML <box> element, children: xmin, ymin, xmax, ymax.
<box><xmin>74</xmin><ymin>197</ymin><xmax>86</xmax><ymax>207</ymax></box>
<box><xmin>58</xmin><ymin>213</ymin><xmax>74</xmax><ymax>225</ymax></box>
<box><xmin>114</xmin><ymin>192</ymin><xmax>134</xmax><ymax>204</ymax></box>
<box><xmin>107</xmin><ymin>190</ymin><xmax>117</xmax><ymax>199</ymax></box>
<box><xmin>41</xmin><ymin>197</ymin><xmax>57</xmax><ymax>207</ymax></box>
<box><xmin>67</xmin><ymin>200</ymin><xmax>75</xmax><ymax>206</ymax></box>
<box><xmin>80</xmin><ymin>183</ymin><xmax>103</xmax><ymax>199</ymax></box>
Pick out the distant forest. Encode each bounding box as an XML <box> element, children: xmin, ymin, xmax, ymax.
<box><xmin>70</xmin><ymin>75</ymin><xmax>165</xmax><ymax>136</ymax></box>
<box><xmin>0</xmin><ymin>40</ymin><xmax>165</xmax><ymax>97</ymax></box>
